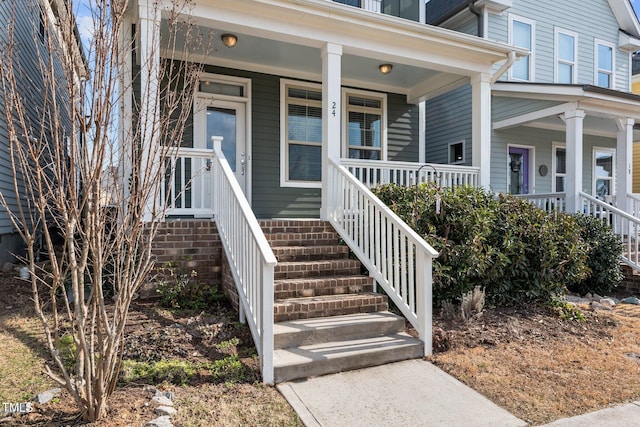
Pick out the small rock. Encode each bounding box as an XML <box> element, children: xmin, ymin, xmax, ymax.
<box><xmin>621</xmin><ymin>296</ymin><xmax>640</xmax><ymax>305</ymax></box>
<box><xmin>590</xmin><ymin>301</ymin><xmax>613</xmax><ymax>311</ymax></box>
<box><xmin>1</xmin><ymin>262</ymin><xmax>14</xmax><ymax>273</ymax></box>
<box><xmin>599</xmin><ymin>298</ymin><xmax>616</xmax><ymax>307</ymax></box>
<box><xmin>150</xmin><ymin>396</ymin><xmax>173</xmax><ymax>407</ymax></box>
<box><xmin>155</xmin><ymin>390</ymin><xmax>174</xmax><ymax>402</ymax></box>
<box><xmin>34</xmin><ymin>388</ymin><xmax>62</xmax><ymax>404</ymax></box>
<box><xmin>593</xmin><ymin>294</ymin><xmax>603</xmax><ymax>300</ymax></box>
<box><xmin>565</xmin><ymin>295</ymin><xmax>589</xmax><ymax>304</ymax></box>
<box><xmin>144</xmin><ymin>415</ymin><xmax>173</xmax><ymax>427</ymax></box>
<box><xmin>585</xmin><ymin>293</ymin><xmax>593</xmax><ymax>299</ymax></box>
<box><xmin>155</xmin><ymin>406</ymin><xmax>177</xmax><ymax>416</ymax></box>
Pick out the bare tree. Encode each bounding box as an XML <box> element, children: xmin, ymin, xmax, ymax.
<box><xmin>0</xmin><ymin>0</ymin><xmax>209</xmax><ymax>421</ymax></box>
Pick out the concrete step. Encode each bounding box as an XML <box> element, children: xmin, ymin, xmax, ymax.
<box><xmin>273</xmin><ymin>333</ymin><xmax>424</xmax><ymax>383</ymax></box>
<box><xmin>271</xmin><ymin>245</ymin><xmax>350</xmax><ymax>262</ymax></box>
<box><xmin>274</xmin><ymin>275</ymin><xmax>373</xmax><ymax>299</ymax></box>
<box><xmin>274</xmin><ymin>259</ymin><xmax>362</xmax><ymax>280</ymax></box>
<box><xmin>274</xmin><ymin>293</ymin><xmax>388</xmax><ymax>322</ymax></box>
<box><xmin>264</xmin><ymin>232</ymin><xmax>340</xmax><ymax>247</ymax></box>
<box><xmin>273</xmin><ymin>311</ymin><xmax>406</xmax><ymax>349</ymax></box>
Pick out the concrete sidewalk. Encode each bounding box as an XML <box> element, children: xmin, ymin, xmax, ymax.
<box><xmin>539</xmin><ymin>401</ymin><xmax>640</xmax><ymax>427</ymax></box>
<box><xmin>277</xmin><ymin>359</ymin><xmax>527</xmax><ymax>427</ymax></box>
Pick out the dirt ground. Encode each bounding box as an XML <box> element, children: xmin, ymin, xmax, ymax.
<box><xmin>3</xmin><ymin>268</ymin><xmax>640</xmax><ymax>426</ymax></box>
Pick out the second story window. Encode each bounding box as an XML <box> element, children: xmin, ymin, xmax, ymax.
<box><xmin>509</xmin><ymin>15</ymin><xmax>535</xmax><ymax>81</ymax></box>
<box><xmin>595</xmin><ymin>41</ymin><xmax>614</xmax><ymax>88</ymax></box>
<box><xmin>555</xmin><ymin>29</ymin><xmax>577</xmax><ymax>84</ymax></box>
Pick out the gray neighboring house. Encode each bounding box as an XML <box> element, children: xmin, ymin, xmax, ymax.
<box><xmin>0</xmin><ymin>0</ymin><xmax>85</xmax><ymax>264</ymax></box>
<box><xmin>426</xmin><ymin>0</ymin><xmax>640</xmax><ymax>214</ymax></box>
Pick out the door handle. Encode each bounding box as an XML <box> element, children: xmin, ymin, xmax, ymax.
<box><xmin>240</xmin><ymin>152</ymin><xmax>246</xmax><ymax>176</ymax></box>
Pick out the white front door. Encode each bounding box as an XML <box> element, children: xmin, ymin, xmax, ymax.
<box><xmin>195</xmin><ymin>98</ymin><xmax>247</xmax><ymax>194</ymax></box>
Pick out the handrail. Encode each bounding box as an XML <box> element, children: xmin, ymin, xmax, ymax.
<box><xmin>340</xmin><ymin>159</ymin><xmax>479</xmax><ymax>189</ymax></box>
<box><xmin>211</xmin><ymin>137</ymin><xmax>277</xmax><ymax>384</ymax></box>
<box><xmin>327</xmin><ymin>157</ymin><xmax>438</xmax><ymax>356</ymax></box>
<box><xmin>580</xmin><ymin>191</ymin><xmax>640</xmax><ymax>270</ymax></box>
<box><xmin>161</xmin><ymin>147</ymin><xmax>216</xmax><ymax>216</ymax></box>
<box><xmin>513</xmin><ymin>192</ymin><xmax>566</xmax><ymax>213</ymax></box>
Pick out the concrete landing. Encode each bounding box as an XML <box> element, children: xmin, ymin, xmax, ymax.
<box><xmin>540</xmin><ymin>401</ymin><xmax>640</xmax><ymax>427</ymax></box>
<box><xmin>277</xmin><ymin>359</ymin><xmax>527</xmax><ymax>427</ymax></box>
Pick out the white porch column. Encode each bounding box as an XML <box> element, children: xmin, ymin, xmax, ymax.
<box><xmin>138</xmin><ymin>0</ymin><xmax>161</xmax><ymax>222</ymax></box>
<box><xmin>321</xmin><ymin>43</ymin><xmax>342</xmax><ymax>220</ymax></box>
<box><xmin>565</xmin><ymin>109</ymin><xmax>586</xmax><ymax>213</ymax></box>
<box><xmin>616</xmin><ymin>117</ymin><xmax>634</xmax><ymax>214</ymax></box>
<box><xmin>119</xmin><ymin>11</ymin><xmax>133</xmax><ymax>209</ymax></box>
<box><xmin>471</xmin><ymin>73</ymin><xmax>492</xmax><ymax>188</ymax></box>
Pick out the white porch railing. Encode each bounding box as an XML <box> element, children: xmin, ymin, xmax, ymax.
<box><xmin>327</xmin><ymin>157</ymin><xmax>439</xmax><ymax>356</ymax></box>
<box><xmin>341</xmin><ymin>159</ymin><xmax>479</xmax><ymax>189</ymax></box>
<box><xmin>363</xmin><ymin>0</ymin><xmax>381</xmax><ymax>12</ymax></box>
<box><xmin>514</xmin><ymin>192</ymin><xmax>566</xmax><ymax>213</ymax></box>
<box><xmin>581</xmin><ymin>192</ymin><xmax>640</xmax><ymax>271</ymax></box>
<box><xmin>628</xmin><ymin>194</ymin><xmax>640</xmax><ymax>218</ymax></box>
<box><xmin>211</xmin><ymin>138</ymin><xmax>277</xmax><ymax>384</ymax></box>
<box><xmin>161</xmin><ymin>147</ymin><xmax>214</xmax><ymax>217</ymax></box>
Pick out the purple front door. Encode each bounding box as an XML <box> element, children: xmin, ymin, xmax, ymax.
<box><xmin>509</xmin><ymin>147</ymin><xmax>529</xmax><ymax>194</ymax></box>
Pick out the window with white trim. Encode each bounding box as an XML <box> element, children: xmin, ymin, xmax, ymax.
<box><xmin>281</xmin><ymin>81</ymin><xmax>322</xmax><ymax>186</ymax></box>
<box><xmin>509</xmin><ymin>15</ymin><xmax>535</xmax><ymax>81</ymax></box>
<box><xmin>595</xmin><ymin>40</ymin><xmax>614</xmax><ymax>88</ymax></box>
<box><xmin>593</xmin><ymin>148</ymin><xmax>615</xmax><ymax>199</ymax></box>
<box><xmin>448</xmin><ymin>141</ymin><xmax>464</xmax><ymax>164</ymax></box>
<box><xmin>555</xmin><ymin>28</ymin><xmax>577</xmax><ymax>84</ymax></box>
<box><xmin>552</xmin><ymin>144</ymin><xmax>566</xmax><ymax>192</ymax></box>
<box><xmin>343</xmin><ymin>90</ymin><xmax>385</xmax><ymax>160</ymax></box>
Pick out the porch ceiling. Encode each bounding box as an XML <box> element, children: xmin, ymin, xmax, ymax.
<box><xmin>153</xmin><ymin>0</ymin><xmax>522</xmax><ymax>103</ymax></box>
<box><xmin>492</xmin><ymin>83</ymin><xmax>640</xmax><ymax>139</ymax></box>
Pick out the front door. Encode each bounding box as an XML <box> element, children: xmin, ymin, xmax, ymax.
<box><xmin>195</xmin><ymin>99</ymin><xmax>247</xmax><ymax>195</ymax></box>
<box><xmin>508</xmin><ymin>147</ymin><xmax>530</xmax><ymax>194</ymax></box>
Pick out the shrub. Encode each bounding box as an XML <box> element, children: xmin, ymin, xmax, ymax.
<box><xmin>156</xmin><ymin>261</ymin><xmax>225</xmax><ymax>310</ymax></box>
<box><xmin>373</xmin><ymin>184</ymin><xmax>589</xmax><ymax>306</ymax></box>
<box><xmin>569</xmin><ymin>213</ymin><xmax>623</xmax><ymax>296</ymax></box>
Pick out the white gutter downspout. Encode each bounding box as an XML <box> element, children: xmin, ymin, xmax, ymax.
<box><xmin>491</xmin><ymin>51</ymin><xmax>516</xmax><ymax>84</ymax></box>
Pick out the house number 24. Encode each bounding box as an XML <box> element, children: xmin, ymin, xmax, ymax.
<box><xmin>331</xmin><ymin>101</ymin><xmax>336</xmax><ymax>117</ymax></box>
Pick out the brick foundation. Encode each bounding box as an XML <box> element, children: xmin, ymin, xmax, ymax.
<box><xmin>151</xmin><ymin>219</ymin><xmax>223</xmax><ymax>290</ymax></box>
<box><xmin>621</xmin><ymin>265</ymin><xmax>640</xmax><ymax>293</ymax></box>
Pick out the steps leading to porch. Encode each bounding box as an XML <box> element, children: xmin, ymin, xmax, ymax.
<box><xmin>260</xmin><ymin>219</ymin><xmax>424</xmax><ymax>383</ymax></box>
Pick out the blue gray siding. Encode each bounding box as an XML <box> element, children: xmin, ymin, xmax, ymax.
<box><xmin>488</xmin><ymin>0</ymin><xmax>630</xmax><ymax>90</ymax></box>
<box><xmin>425</xmin><ymin>85</ymin><xmax>472</xmax><ymax>165</ymax></box>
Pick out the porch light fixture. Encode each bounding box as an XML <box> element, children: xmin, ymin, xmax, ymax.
<box><xmin>378</xmin><ymin>63</ymin><xmax>393</xmax><ymax>74</ymax></box>
<box><xmin>221</xmin><ymin>34</ymin><xmax>238</xmax><ymax>48</ymax></box>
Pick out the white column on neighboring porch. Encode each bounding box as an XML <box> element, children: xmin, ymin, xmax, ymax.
<box><xmin>138</xmin><ymin>0</ymin><xmax>161</xmax><ymax>222</ymax></box>
<box><xmin>616</xmin><ymin>117</ymin><xmax>635</xmax><ymax>214</ymax></box>
<box><xmin>564</xmin><ymin>109</ymin><xmax>586</xmax><ymax>213</ymax></box>
<box><xmin>321</xmin><ymin>43</ymin><xmax>342</xmax><ymax>220</ymax></box>
<box><xmin>471</xmin><ymin>73</ymin><xmax>492</xmax><ymax>188</ymax></box>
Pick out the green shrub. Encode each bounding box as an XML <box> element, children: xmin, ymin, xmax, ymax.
<box><xmin>373</xmin><ymin>184</ymin><xmax>590</xmax><ymax>306</ymax></box>
<box><xmin>120</xmin><ymin>359</ymin><xmax>197</xmax><ymax>385</ymax></box>
<box><xmin>568</xmin><ymin>213</ymin><xmax>623</xmax><ymax>296</ymax></box>
<box><xmin>156</xmin><ymin>261</ymin><xmax>225</xmax><ymax>310</ymax></box>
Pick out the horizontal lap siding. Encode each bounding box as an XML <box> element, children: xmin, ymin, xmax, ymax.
<box><xmin>425</xmin><ymin>85</ymin><xmax>472</xmax><ymax>165</ymax></box>
<box><xmin>489</xmin><ymin>0</ymin><xmax>628</xmax><ymax>89</ymax></box>
<box><xmin>387</xmin><ymin>93</ymin><xmax>419</xmax><ymax>162</ymax></box>
<box><xmin>492</xmin><ymin>97</ymin><xmax>563</xmax><ymax>122</ymax></box>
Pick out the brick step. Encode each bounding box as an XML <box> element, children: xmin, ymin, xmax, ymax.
<box><xmin>274</xmin><ymin>293</ymin><xmax>388</xmax><ymax>322</ymax></box>
<box><xmin>259</xmin><ymin>220</ymin><xmax>334</xmax><ymax>235</ymax></box>
<box><xmin>273</xmin><ymin>332</ymin><xmax>423</xmax><ymax>383</ymax></box>
<box><xmin>264</xmin><ymin>232</ymin><xmax>340</xmax><ymax>247</ymax></box>
<box><xmin>273</xmin><ymin>311</ymin><xmax>406</xmax><ymax>349</ymax></box>
<box><xmin>274</xmin><ymin>259</ymin><xmax>362</xmax><ymax>280</ymax></box>
<box><xmin>274</xmin><ymin>275</ymin><xmax>373</xmax><ymax>299</ymax></box>
<box><xmin>271</xmin><ymin>245</ymin><xmax>350</xmax><ymax>262</ymax></box>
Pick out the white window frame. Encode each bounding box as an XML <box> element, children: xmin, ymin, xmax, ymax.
<box><xmin>280</xmin><ymin>79</ymin><xmax>323</xmax><ymax>188</ymax></box>
<box><xmin>341</xmin><ymin>88</ymin><xmax>387</xmax><ymax>160</ymax></box>
<box><xmin>506</xmin><ymin>144</ymin><xmax>535</xmax><ymax>194</ymax></box>
<box><xmin>554</xmin><ymin>28</ymin><xmax>578</xmax><ymax>84</ymax></box>
<box><xmin>448</xmin><ymin>140</ymin><xmax>465</xmax><ymax>165</ymax></box>
<box><xmin>592</xmin><ymin>146</ymin><xmax>616</xmax><ymax>199</ymax></box>
<box><xmin>552</xmin><ymin>143</ymin><xmax>566</xmax><ymax>193</ymax></box>
<box><xmin>508</xmin><ymin>14</ymin><xmax>535</xmax><ymax>82</ymax></box>
<box><xmin>594</xmin><ymin>39</ymin><xmax>615</xmax><ymax>89</ymax></box>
